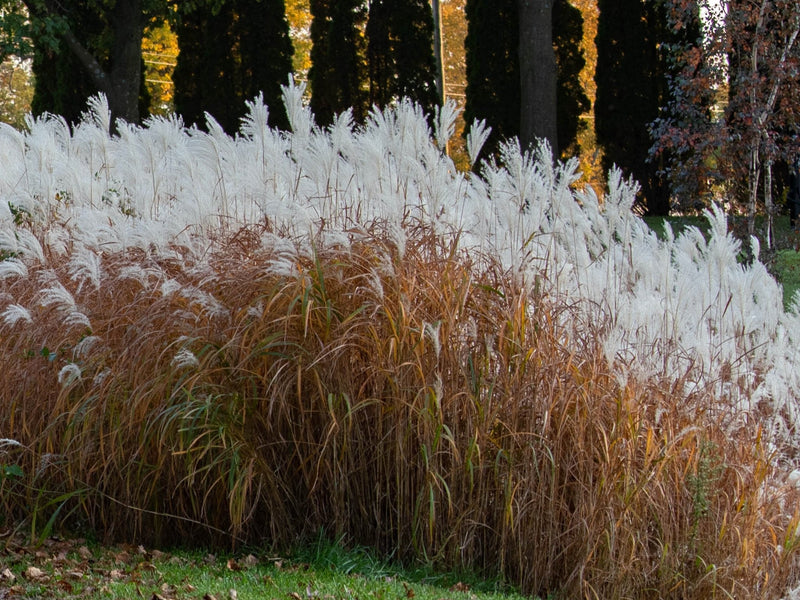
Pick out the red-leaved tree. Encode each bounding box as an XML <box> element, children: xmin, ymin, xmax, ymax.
<box><xmin>651</xmin><ymin>0</ymin><xmax>800</xmax><ymax>244</ymax></box>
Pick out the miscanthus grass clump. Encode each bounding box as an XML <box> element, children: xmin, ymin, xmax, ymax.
<box><xmin>0</xmin><ymin>85</ymin><xmax>800</xmax><ymax>598</ymax></box>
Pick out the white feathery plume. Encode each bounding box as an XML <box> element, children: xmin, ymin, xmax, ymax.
<box><xmin>171</xmin><ymin>347</ymin><xmax>200</xmax><ymax>369</ymax></box>
<box><xmin>434</xmin><ymin>100</ymin><xmax>459</xmax><ymax>152</ymax></box>
<box><xmin>58</xmin><ymin>363</ymin><xmax>82</xmax><ymax>387</ymax></box>
<box><xmin>0</xmin><ymin>258</ymin><xmax>27</xmax><ymax>280</ymax></box>
<box><xmin>2</xmin><ymin>304</ymin><xmax>32</xmax><ymax>327</ymax></box>
<box><xmin>423</xmin><ymin>320</ymin><xmax>442</xmax><ymax>359</ymax></box>
<box><xmin>39</xmin><ymin>281</ymin><xmax>77</xmax><ymax>312</ymax></box>
<box><xmin>73</xmin><ymin>335</ymin><xmax>101</xmax><ymax>358</ymax></box>
<box><xmin>282</xmin><ymin>76</ymin><xmax>313</xmax><ymax>141</ymax></box>
<box><xmin>69</xmin><ymin>246</ymin><xmax>104</xmax><ymax>292</ymax></box>
<box><xmin>15</xmin><ymin>229</ymin><xmax>45</xmax><ymax>263</ymax></box>
<box><xmin>93</xmin><ymin>368</ymin><xmax>111</xmax><ymax>387</ymax></box>
<box><xmin>82</xmin><ymin>93</ymin><xmax>112</xmax><ymax>134</ymax></box>
<box><xmin>160</xmin><ymin>279</ymin><xmax>182</xmax><ymax>296</ymax></box>
<box><xmin>466</xmin><ymin>119</ymin><xmax>492</xmax><ymax>169</ymax></box>
<box><xmin>240</xmin><ymin>92</ymin><xmax>270</xmax><ymax>140</ymax></box>
<box><xmin>64</xmin><ymin>310</ymin><xmax>92</xmax><ymax>329</ymax></box>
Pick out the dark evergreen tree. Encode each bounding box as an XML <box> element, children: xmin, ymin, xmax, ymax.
<box><xmin>463</xmin><ymin>0</ymin><xmax>519</xmax><ymax>159</ymax></box>
<box><xmin>174</xmin><ymin>0</ymin><xmax>293</xmax><ymax>133</ymax></box>
<box><xmin>173</xmin><ymin>3</ymin><xmax>239</xmax><ymax>132</ymax></box>
<box><xmin>464</xmin><ymin>0</ymin><xmax>586</xmax><ymax>160</ymax></box>
<box><xmin>33</xmin><ymin>41</ymin><xmax>100</xmax><ymax>125</ymax></box>
<box><xmin>366</xmin><ymin>0</ymin><xmax>438</xmax><ymax>117</ymax></box>
<box><xmin>554</xmin><ymin>0</ymin><xmax>590</xmax><ymax>155</ymax></box>
<box><xmin>236</xmin><ymin>0</ymin><xmax>294</xmax><ymax>130</ymax></box>
<box><xmin>309</xmin><ymin>0</ymin><xmax>368</xmax><ymax>126</ymax></box>
<box><xmin>595</xmin><ymin>0</ymin><xmax>674</xmax><ymax>215</ymax></box>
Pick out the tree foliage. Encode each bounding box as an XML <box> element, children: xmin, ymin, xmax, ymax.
<box><xmin>142</xmin><ymin>19</ymin><xmax>178</xmax><ymax>116</ymax></box>
<box><xmin>652</xmin><ymin>0</ymin><xmax>800</xmax><ymax>233</ymax></box>
<box><xmin>30</xmin><ymin>4</ymin><xmax>106</xmax><ymax>125</ymax></box>
<box><xmin>464</xmin><ymin>0</ymin><xmax>519</xmax><ymax>159</ymax></box>
<box><xmin>173</xmin><ymin>0</ymin><xmax>293</xmax><ymax>133</ymax></box>
<box><xmin>366</xmin><ymin>0</ymin><xmax>439</xmax><ymax>116</ymax></box>
<box><xmin>595</xmin><ymin>0</ymin><xmax>689</xmax><ymax>215</ymax></box>
<box><xmin>554</xmin><ymin>0</ymin><xmax>590</xmax><ymax>155</ymax></box>
<box><xmin>9</xmin><ymin>0</ymin><xmax>161</xmax><ymax>126</ymax></box>
<box><xmin>0</xmin><ymin>56</ymin><xmax>33</xmax><ymax>128</ymax></box>
<box><xmin>309</xmin><ymin>0</ymin><xmax>368</xmax><ymax>126</ymax></box>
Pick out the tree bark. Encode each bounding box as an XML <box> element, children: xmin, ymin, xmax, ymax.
<box><xmin>518</xmin><ymin>0</ymin><xmax>558</xmax><ymax>154</ymax></box>
<box><xmin>108</xmin><ymin>0</ymin><xmax>145</xmax><ymax>125</ymax></box>
<box><xmin>432</xmin><ymin>0</ymin><xmax>445</xmax><ymax>105</ymax></box>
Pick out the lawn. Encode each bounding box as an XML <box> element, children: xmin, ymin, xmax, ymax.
<box><xmin>0</xmin><ymin>533</ymin><xmax>526</xmax><ymax>600</ymax></box>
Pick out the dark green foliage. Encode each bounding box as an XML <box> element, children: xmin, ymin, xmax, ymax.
<box><xmin>173</xmin><ymin>0</ymin><xmax>293</xmax><ymax>133</ymax></box>
<box><xmin>554</xmin><ymin>0</ymin><xmax>590</xmax><ymax>156</ymax></box>
<box><xmin>237</xmin><ymin>0</ymin><xmax>293</xmax><ymax>130</ymax></box>
<box><xmin>595</xmin><ymin>0</ymin><xmax>682</xmax><ymax>215</ymax></box>
<box><xmin>464</xmin><ymin>0</ymin><xmax>586</xmax><ymax>161</ymax></box>
<box><xmin>33</xmin><ymin>45</ymin><xmax>99</xmax><ymax>125</ymax></box>
<box><xmin>309</xmin><ymin>0</ymin><xmax>368</xmax><ymax>126</ymax></box>
<box><xmin>31</xmin><ymin>4</ymin><xmax>150</xmax><ymax>126</ymax></box>
<box><xmin>173</xmin><ymin>3</ymin><xmax>239</xmax><ymax>132</ymax></box>
<box><xmin>463</xmin><ymin>0</ymin><xmax>519</xmax><ymax>160</ymax></box>
<box><xmin>366</xmin><ymin>0</ymin><xmax>438</xmax><ymax>117</ymax></box>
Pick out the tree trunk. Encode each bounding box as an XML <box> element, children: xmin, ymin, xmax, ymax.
<box><xmin>107</xmin><ymin>0</ymin><xmax>144</xmax><ymax>125</ymax></box>
<box><xmin>432</xmin><ymin>0</ymin><xmax>445</xmax><ymax>105</ymax></box>
<box><xmin>518</xmin><ymin>0</ymin><xmax>558</xmax><ymax>154</ymax></box>
<box><xmin>765</xmin><ymin>157</ymin><xmax>773</xmax><ymax>250</ymax></box>
<box><xmin>747</xmin><ymin>140</ymin><xmax>760</xmax><ymax>240</ymax></box>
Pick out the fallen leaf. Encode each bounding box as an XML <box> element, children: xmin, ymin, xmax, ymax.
<box><xmin>24</xmin><ymin>566</ymin><xmax>46</xmax><ymax>580</ymax></box>
<box><xmin>227</xmin><ymin>558</ymin><xmax>242</xmax><ymax>571</ymax></box>
<box><xmin>288</xmin><ymin>592</ymin><xmax>303</xmax><ymax>600</ymax></box>
<box><xmin>161</xmin><ymin>582</ymin><xmax>177</xmax><ymax>594</ymax></box>
<box><xmin>229</xmin><ymin>590</ymin><xmax>238</xmax><ymax>600</ymax></box>
<box><xmin>403</xmin><ymin>582</ymin><xmax>415</xmax><ymax>599</ymax></box>
<box><xmin>0</xmin><ymin>568</ymin><xmax>15</xmax><ymax>582</ymax></box>
<box><xmin>109</xmin><ymin>569</ymin><xmax>124</xmax><ymax>580</ymax></box>
<box><xmin>450</xmin><ymin>582</ymin><xmax>470</xmax><ymax>592</ymax></box>
<box><xmin>203</xmin><ymin>594</ymin><xmax>218</xmax><ymax>600</ymax></box>
<box><xmin>78</xmin><ymin>546</ymin><xmax>93</xmax><ymax>560</ymax></box>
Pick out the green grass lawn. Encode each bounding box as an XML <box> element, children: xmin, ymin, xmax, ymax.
<box><xmin>0</xmin><ymin>534</ymin><xmax>528</xmax><ymax>600</ymax></box>
<box><xmin>776</xmin><ymin>249</ymin><xmax>800</xmax><ymax>308</ymax></box>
